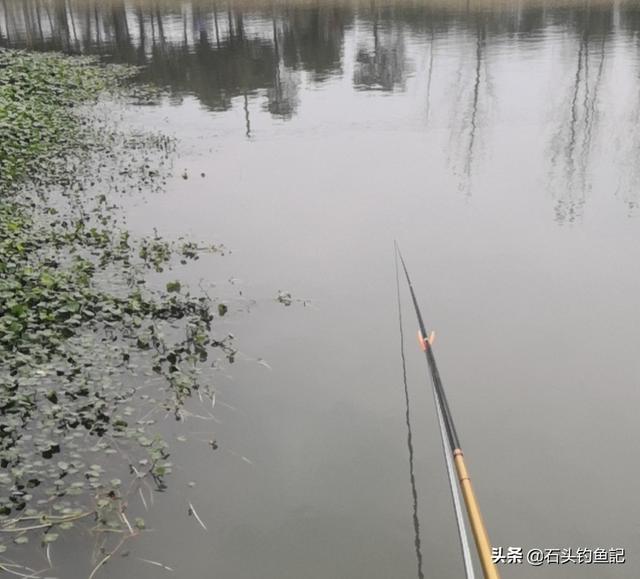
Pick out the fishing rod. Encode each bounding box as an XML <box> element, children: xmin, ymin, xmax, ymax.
<box><xmin>395</xmin><ymin>251</ymin><xmax>475</xmax><ymax>579</ymax></box>
<box><xmin>395</xmin><ymin>243</ymin><xmax>501</xmax><ymax>579</ymax></box>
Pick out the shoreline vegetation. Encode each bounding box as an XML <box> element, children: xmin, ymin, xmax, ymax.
<box><xmin>0</xmin><ymin>49</ymin><xmax>233</xmax><ymax>576</ymax></box>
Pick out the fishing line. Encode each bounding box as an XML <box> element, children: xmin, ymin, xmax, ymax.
<box><xmin>395</xmin><ymin>250</ymin><xmax>426</xmax><ymax>579</ymax></box>
<box><xmin>395</xmin><ymin>242</ymin><xmax>475</xmax><ymax>579</ymax></box>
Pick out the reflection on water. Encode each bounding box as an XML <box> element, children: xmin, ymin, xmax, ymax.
<box><xmin>549</xmin><ymin>8</ymin><xmax>610</xmax><ymax>222</ymax></box>
<box><xmin>445</xmin><ymin>14</ymin><xmax>489</xmax><ymax>193</ymax></box>
<box><xmin>353</xmin><ymin>10</ymin><xmax>407</xmax><ymax>92</ymax></box>
<box><xmin>3</xmin><ymin>0</ymin><xmax>639</xmax><ymax>216</ymax></box>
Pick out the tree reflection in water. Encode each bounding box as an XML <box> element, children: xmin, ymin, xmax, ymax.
<box><xmin>446</xmin><ymin>13</ymin><xmax>489</xmax><ymax>195</ymax></box>
<box><xmin>353</xmin><ymin>6</ymin><xmax>407</xmax><ymax>92</ymax></box>
<box><xmin>1</xmin><ymin>0</ymin><xmax>640</xmax><ymax>213</ymax></box>
<box><xmin>548</xmin><ymin>7</ymin><xmax>611</xmax><ymax>223</ymax></box>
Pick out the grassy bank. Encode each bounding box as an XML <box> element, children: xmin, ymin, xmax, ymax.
<box><xmin>0</xmin><ymin>50</ymin><xmax>230</xmax><ymax>572</ymax></box>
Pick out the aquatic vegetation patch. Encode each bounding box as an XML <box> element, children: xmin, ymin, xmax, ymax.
<box><xmin>0</xmin><ymin>49</ymin><xmax>233</xmax><ymax>569</ymax></box>
<box><xmin>0</xmin><ymin>49</ymin><xmax>134</xmax><ymax>187</ymax></box>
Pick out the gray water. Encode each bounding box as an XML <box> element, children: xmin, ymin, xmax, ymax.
<box><xmin>2</xmin><ymin>1</ymin><xmax>640</xmax><ymax>577</ymax></box>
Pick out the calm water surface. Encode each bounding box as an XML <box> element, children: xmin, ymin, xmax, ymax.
<box><xmin>2</xmin><ymin>1</ymin><xmax>640</xmax><ymax>577</ymax></box>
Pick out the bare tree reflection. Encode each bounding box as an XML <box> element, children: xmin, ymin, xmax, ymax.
<box><xmin>614</xmin><ymin>3</ymin><xmax>640</xmax><ymax>215</ymax></box>
<box><xmin>549</xmin><ymin>8</ymin><xmax>611</xmax><ymax>223</ymax></box>
<box><xmin>425</xmin><ymin>27</ymin><xmax>435</xmax><ymax>124</ymax></box>
<box><xmin>466</xmin><ymin>24</ymin><xmax>484</xmax><ymax>178</ymax></box>
<box><xmin>53</xmin><ymin>0</ymin><xmax>71</xmax><ymax>49</ymax></box>
<box><xmin>212</xmin><ymin>1</ymin><xmax>220</xmax><ymax>48</ymax></box>
<box><xmin>353</xmin><ymin>6</ymin><xmax>407</xmax><ymax>92</ymax></box>
<box><xmin>281</xmin><ymin>6</ymin><xmax>350</xmax><ymax>82</ymax></box>
<box><xmin>0</xmin><ymin>0</ymin><xmax>10</xmax><ymax>43</ymax></box>
<box><xmin>447</xmin><ymin>16</ymin><xmax>489</xmax><ymax>195</ymax></box>
<box><xmin>266</xmin><ymin>16</ymin><xmax>299</xmax><ymax>119</ymax></box>
<box><xmin>0</xmin><ymin>0</ymin><xmax>636</xmax><ymax>203</ymax></box>
<box><xmin>0</xmin><ymin>0</ymin><xmax>318</xmax><ymax>123</ymax></box>
<box><xmin>244</xmin><ymin>91</ymin><xmax>251</xmax><ymax>137</ymax></box>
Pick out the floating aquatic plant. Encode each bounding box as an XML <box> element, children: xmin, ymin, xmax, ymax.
<box><xmin>0</xmin><ymin>49</ymin><xmax>233</xmax><ymax>570</ymax></box>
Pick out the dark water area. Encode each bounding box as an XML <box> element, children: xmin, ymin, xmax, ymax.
<box><xmin>3</xmin><ymin>1</ymin><xmax>640</xmax><ymax>578</ymax></box>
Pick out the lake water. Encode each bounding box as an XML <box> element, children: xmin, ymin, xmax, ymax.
<box><xmin>2</xmin><ymin>1</ymin><xmax>640</xmax><ymax>577</ymax></box>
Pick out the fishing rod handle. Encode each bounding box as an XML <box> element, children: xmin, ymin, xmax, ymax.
<box><xmin>453</xmin><ymin>450</ymin><xmax>501</xmax><ymax>579</ymax></box>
